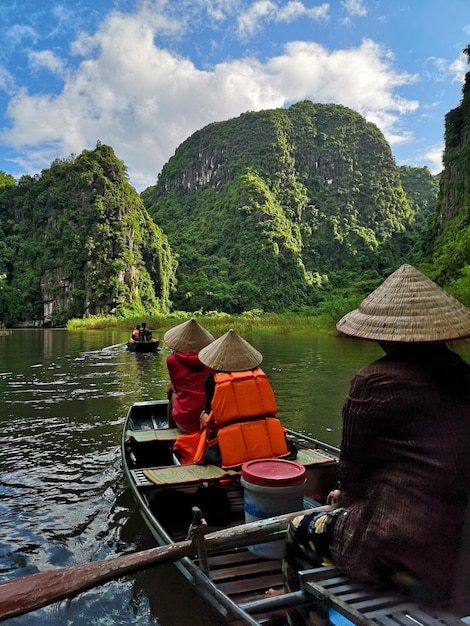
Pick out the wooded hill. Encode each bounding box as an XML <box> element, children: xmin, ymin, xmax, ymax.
<box><xmin>0</xmin><ymin>144</ymin><xmax>174</xmax><ymax>325</ymax></box>
<box><xmin>142</xmin><ymin>101</ymin><xmax>438</xmax><ymax>313</ymax></box>
<box><xmin>1</xmin><ymin>81</ymin><xmax>468</xmax><ymax>325</ymax></box>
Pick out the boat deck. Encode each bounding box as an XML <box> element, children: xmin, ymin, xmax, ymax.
<box><xmin>236</xmin><ymin>565</ymin><xmax>468</xmax><ymax>625</ymax></box>
<box><xmin>123</xmin><ymin>403</ymin><xmax>470</xmax><ymax>625</ymax></box>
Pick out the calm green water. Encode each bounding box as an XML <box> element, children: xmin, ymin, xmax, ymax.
<box><xmin>0</xmin><ymin>329</ymin><xmax>468</xmax><ymax>625</ymax></box>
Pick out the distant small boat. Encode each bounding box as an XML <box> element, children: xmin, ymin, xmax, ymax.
<box><xmin>126</xmin><ymin>340</ymin><xmax>159</xmax><ymax>353</ymax></box>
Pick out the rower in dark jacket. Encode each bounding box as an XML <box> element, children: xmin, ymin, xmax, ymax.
<box><xmin>283</xmin><ymin>264</ymin><xmax>470</xmax><ymax>616</ymax></box>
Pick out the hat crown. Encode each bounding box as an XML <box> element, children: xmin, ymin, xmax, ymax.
<box><xmin>163</xmin><ymin>318</ymin><xmax>214</xmax><ymax>352</ymax></box>
<box><xmin>198</xmin><ymin>329</ymin><xmax>263</xmax><ymax>371</ymax></box>
<box><xmin>336</xmin><ymin>264</ymin><xmax>470</xmax><ymax>343</ymax></box>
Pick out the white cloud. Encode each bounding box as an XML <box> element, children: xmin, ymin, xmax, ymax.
<box><xmin>419</xmin><ymin>144</ymin><xmax>443</xmax><ymax>174</ymax></box>
<box><xmin>200</xmin><ymin>0</ymin><xmax>240</xmax><ymax>21</ymax></box>
<box><xmin>5</xmin><ymin>24</ymin><xmax>39</xmax><ymax>47</ymax></box>
<box><xmin>237</xmin><ymin>1</ymin><xmax>329</xmax><ymax>38</ymax></box>
<box><xmin>267</xmin><ymin>39</ymin><xmax>418</xmax><ymax>128</ymax></box>
<box><xmin>0</xmin><ymin>67</ymin><xmax>15</xmax><ymax>95</ymax></box>
<box><xmin>449</xmin><ymin>57</ymin><xmax>467</xmax><ymax>83</ymax></box>
<box><xmin>341</xmin><ymin>0</ymin><xmax>367</xmax><ymax>18</ymax></box>
<box><xmin>28</xmin><ymin>51</ymin><xmax>68</xmax><ymax>79</ymax></box>
<box><xmin>0</xmin><ymin>7</ymin><xmax>419</xmax><ymax>191</ymax></box>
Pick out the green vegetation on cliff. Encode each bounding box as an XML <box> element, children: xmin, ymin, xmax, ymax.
<box><xmin>0</xmin><ymin>144</ymin><xmax>175</xmax><ymax>325</ymax></box>
<box><xmin>143</xmin><ymin>101</ymin><xmax>417</xmax><ymax>313</ymax></box>
<box><xmin>0</xmin><ymin>92</ymin><xmax>463</xmax><ymax>328</ymax></box>
<box><xmin>414</xmin><ymin>62</ymin><xmax>470</xmax><ymax>306</ymax></box>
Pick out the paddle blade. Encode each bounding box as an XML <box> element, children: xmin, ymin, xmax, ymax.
<box><xmin>0</xmin><ymin>541</ymin><xmax>194</xmax><ymax>620</ymax></box>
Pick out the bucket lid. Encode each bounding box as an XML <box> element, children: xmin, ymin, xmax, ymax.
<box><xmin>242</xmin><ymin>458</ymin><xmax>306</xmax><ymax>487</ymax></box>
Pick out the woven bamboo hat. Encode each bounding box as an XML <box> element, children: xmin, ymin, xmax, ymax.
<box><xmin>163</xmin><ymin>318</ymin><xmax>214</xmax><ymax>352</ymax></box>
<box><xmin>336</xmin><ymin>264</ymin><xmax>470</xmax><ymax>343</ymax></box>
<box><xmin>198</xmin><ymin>329</ymin><xmax>263</xmax><ymax>371</ymax></box>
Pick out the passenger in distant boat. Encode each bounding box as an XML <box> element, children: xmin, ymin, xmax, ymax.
<box><xmin>283</xmin><ymin>264</ymin><xmax>470</xmax><ymax>615</ymax></box>
<box><xmin>129</xmin><ymin>325</ymin><xmax>141</xmax><ymax>343</ymax></box>
<box><xmin>139</xmin><ymin>322</ymin><xmax>157</xmax><ymax>343</ymax></box>
<box><xmin>140</xmin><ymin>322</ymin><xmax>149</xmax><ymax>341</ymax></box>
<box><xmin>164</xmin><ymin>319</ymin><xmax>215</xmax><ymax>433</ymax></box>
<box><xmin>194</xmin><ymin>329</ymin><xmax>291</xmax><ymax>469</ymax></box>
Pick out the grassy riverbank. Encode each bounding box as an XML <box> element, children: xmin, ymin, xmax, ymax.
<box><xmin>66</xmin><ymin>293</ymin><xmax>365</xmax><ymax>336</ymax></box>
<box><xmin>66</xmin><ymin>309</ymin><xmax>349</xmax><ymax>337</ymax></box>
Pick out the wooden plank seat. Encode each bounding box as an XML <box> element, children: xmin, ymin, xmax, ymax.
<box><xmin>142</xmin><ymin>464</ymin><xmax>240</xmax><ymax>486</ymax></box>
<box><xmin>296</xmin><ymin>447</ymin><xmax>338</xmax><ymax>466</ymax></box>
<box><xmin>132</xmin><ymin>445</ymin><xmax>335</xmax><ymax>487</ymax></box>
<box><xmin>124</xmin><ymin>427</ymin><xmax>182</xmax><ymax>443</ymax></box>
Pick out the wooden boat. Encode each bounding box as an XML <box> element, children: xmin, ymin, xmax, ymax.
<box><xmin>126</xmin><ymin>340</ymin><xmax>159</xmax><ymax>353</ymax></box>
<box><xmin>122</xmin><ymin>400</ymin><xmax>468</xmax><ymax>625</ymax></box>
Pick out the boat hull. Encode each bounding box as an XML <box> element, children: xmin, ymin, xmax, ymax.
<box><xmin>121</xmin><ymin>399</ymin><xmax>339</xmax><ymax>624</ymax></box>
<box><xmin>126</xmin><ymin>341</ymin><xmax>159</xmax><ymax>353</ymax></box>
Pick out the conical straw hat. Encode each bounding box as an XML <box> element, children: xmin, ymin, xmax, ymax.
<box><xmin>336</xmin><ymin>264</ymin><xmax>470</xmax><ymax>343</ymax></box>
<box><xmin>198</xmin><ymin>329</ymin><xmax>263</xmax><ymax>371</ymax></box>
<box><xmin>163</xmin><ymin>318</ymin><xmax>214</xmax><ymax>352</ymax></box>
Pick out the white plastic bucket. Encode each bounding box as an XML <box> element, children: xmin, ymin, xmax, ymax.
<box><xmin>241</xmin><ymin>458</ymin><xmax>306</xmax><ymax>559</ymax></box>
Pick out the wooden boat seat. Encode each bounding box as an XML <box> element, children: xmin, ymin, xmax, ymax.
<box><xmin>124</xmin><ymin>428</ymin><xmax>182</xmax><ymax>443</ymax></box>
<box><xmin>141</xmin><ymin>464</ymin><xmax>241</xmax><ymax>486</ymax></box>
<box><xmin>130</xmin><ymin>446</ymin><xmax>337</xmax><ymax>488</ymax></box>
<box><xmin>240</xmin><ymin>565</ymin><xmax>466</xmax><ymax>624</ymax></box>
<box><xmin>295</xmin><ymin>447</ymin><xmax>338</xmax><ymax>467</ymax></box>
<box><xmin>136</xmin><ymin>449</ymin><xmax>334</xmax><ymax>484</ymax></box>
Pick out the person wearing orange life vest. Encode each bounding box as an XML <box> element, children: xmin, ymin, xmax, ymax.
<box><xmin>195</xmin><ymin>329</ymin><xmax>290</xmax><ymax>469</ymax></box>
<box><xmin>129</xmin><ymin>325</ymin><xmax>141</xmax><ymax>343</ymax></box>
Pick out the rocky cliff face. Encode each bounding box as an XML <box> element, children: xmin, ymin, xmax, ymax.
<box><xmin>437</xmin><ymin>73</ymin><xmax>470</xmax><ymax>228</ymax></box>
<box><xmin>414</xmin><ymin>64</ymin><xmax>470</xmax><ymax>302</ymax></box>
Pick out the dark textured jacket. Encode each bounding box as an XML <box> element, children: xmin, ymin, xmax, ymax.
<box><xmin>332</xmin><ymin>344</ymin><xmax>470</xmax><ymax>597</ymax></box>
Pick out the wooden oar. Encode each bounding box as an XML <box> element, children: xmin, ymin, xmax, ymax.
<box><xmin>0</xmin><ymin>505</ymin><xmax>334</xmax><ymax>620</ymax></box>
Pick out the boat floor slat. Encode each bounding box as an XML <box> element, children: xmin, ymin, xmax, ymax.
<box><xmin>343</xmin><ymin>592</ymin><xmax>406</xmax><ymax>607</ymax></box>
<box><xmin>217</xmin><ymin>573</ymin><xmax>284</xmax><ymax>598</ymax></box>
<box><xmin>209</xmin><ymin>559</ymin><xmax>282</xmax><ymax>582</ymax></box>
<box><xmin>207</xmin><ymin>549</ymin><xmax>274</xmax><ymax>567</ymax></box>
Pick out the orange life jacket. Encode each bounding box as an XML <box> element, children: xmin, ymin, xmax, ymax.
<box><xmin>192</xmin><ymin>368</ymin><xmax>289</xmax><ymax>469</ymax></box>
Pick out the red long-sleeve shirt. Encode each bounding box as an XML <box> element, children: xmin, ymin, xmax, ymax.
<box><xmin>167</xmin><ymin>352</ymin><xmax>214</xmax><ymax>432</ymax></box>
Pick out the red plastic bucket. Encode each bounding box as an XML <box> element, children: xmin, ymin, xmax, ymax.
<box><xmin>241</xmin><ymin>459</ymin><xmax>306</xmax><ymax>559</ymax></box>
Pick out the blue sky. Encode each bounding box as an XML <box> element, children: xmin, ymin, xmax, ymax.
<box><xmin>0</xmin><ymin>0</ymin><xmax>468</xmax><ymax>192</ymax></box>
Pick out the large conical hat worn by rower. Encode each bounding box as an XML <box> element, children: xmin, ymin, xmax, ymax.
<box><xmin>336</xmin><ymin>264</ymin><xmax>470</xmax><ymax>343</ymax></box>
<box><xmin>163</xmin><ymin>318</ymin><xmax>214</xmax><ymax>352</ymax></box>
<box><xmin>198</xmin><ymin>329</ymin><xmax>263</xmax><ymax>372</ymax></box>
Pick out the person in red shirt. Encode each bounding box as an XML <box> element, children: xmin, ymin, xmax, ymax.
<box><xmin>164</xmin><ymin>319</ymin><xmax>214</xmax><ymax>433</ymax></box>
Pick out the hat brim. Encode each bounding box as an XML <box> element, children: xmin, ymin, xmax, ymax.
<box><xmin>336</xmin><ymin>264</ymin><xmax>470</xmax><ymax>343</ymax></box>
<box><xmin>198</xmin><ymin>329</ymin><xmax>263</xmax><ymax>371</ymax></box>
<box><xmin>163</xmin><ymin>319</ymin><xmax>214</xmax><ymax>352</ymax></box>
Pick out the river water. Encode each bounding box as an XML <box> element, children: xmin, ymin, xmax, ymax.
<box><xmin>1</xmin><ymin>329</ymin><xmax>469</xmax><ymax>625</ymax></box>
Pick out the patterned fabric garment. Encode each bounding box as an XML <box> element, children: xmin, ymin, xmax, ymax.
<box><xmin>282</xmin><ymin>508</ymin><xmax>344</xmax><ymax>625</ymax></box>
<box><xmin>283</xmin><ymin>508</ymin><xmax>344</xmax><ymax>591</ymax></box>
